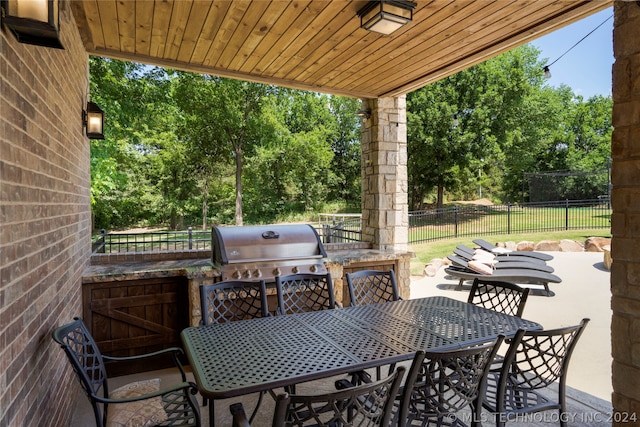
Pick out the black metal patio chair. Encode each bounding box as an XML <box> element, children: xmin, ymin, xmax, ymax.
<box><xmin>200</xmin><ymin>279</ymin><xmax>269</xmax><ymax>324</ymax></box>
<box><xmin>395</xmin><ymin>336</ymin><xmax>504</xmax><ymax>427</ymax></box>
<box><xmin>52</xmin><ymin>317</ymin><xmax>200</xmax><ymax>427</ymax></box>
<box><xmin>345</xmin><ymin>269</ymin><xmax>401</xmax><ymax>383</ymax></box>
<box><xmin>200</xmin><ymin>279</ymin><xmax>270</xmax><ymax>423</ymax></box>
<box><xmin>230</xmin><ymin>366</ymin><xmax>405</xmax><ymax>427</ymax></box>
<box><xmin>345</xmin><ymin>269</ymin><xmax>400</xmax><ymax>307</ymax></box>
<box><xmin>275</xmin><ymin>273</ymin><xmax>336</xmax><ymax>315</ymax></box>
<box><xmin>481</xmin><ymin>319</ymin><xmax>590</xmax><ymax>427</ymax></box>
<box><xmin>467</xmin><ymin>278</ymin><xmax>530</xmax><ymax>318</ymax></box>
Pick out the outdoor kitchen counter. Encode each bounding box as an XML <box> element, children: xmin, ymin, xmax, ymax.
<box><xmin>82</xmin><ymin>258</ymin><xmax>216</xmax><ymax>283</ymax></box>
<box><xmin>81</xmin><ymin>248</ymin><xmax>413</xmax><ymax>282</ymax></box>
<box><xmin>82</xmin><ymin>247</ymin><xmax>414</xmax><ymax>326</ymax></box>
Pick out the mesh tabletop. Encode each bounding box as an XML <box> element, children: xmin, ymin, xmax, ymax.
<box><xmin>181</xmin><ymin>296</ymin><xmax>540</xmax><ymax>400</ymax></box>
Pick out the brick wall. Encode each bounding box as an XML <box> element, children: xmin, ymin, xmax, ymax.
<box><xmin>611</xmin><ymin>2</ymin><xmax>640</xmax><ymax>423</ymax></box>
<box><xmin>0</xmin><ymin>2</ymin><xmax>91</xmax><ymax>426</ymax></box>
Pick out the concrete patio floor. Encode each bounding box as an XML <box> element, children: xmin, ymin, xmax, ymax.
<box><xmin>70</xmin><ymin>251</ymin><xmax>613</xmax><ymax>426</ymax></box>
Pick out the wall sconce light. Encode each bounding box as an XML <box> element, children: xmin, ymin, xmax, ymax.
<box><xmin>83</xmin><ymin>101</ymin><xmax>105</xmax><ymax>140</ymax></box>
<box><xmin>358</xmin><ymin>0</ymin><xmax>416</xmax><ymax>35</ymax></box>
<box><xmin>1</xmin><ymin>0</ymin><xmax>64</xmax><ymax>49</ymax></box>
<box><xmin>356</xmin><ymin>108</ymin><xmax>371</xmax><ymax>120</ymax></box>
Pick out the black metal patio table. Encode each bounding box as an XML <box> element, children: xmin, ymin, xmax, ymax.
<box><xmin>180</xmin><ymin>296</ymin><xmax>541</xmax><ymax>425</ymax></box>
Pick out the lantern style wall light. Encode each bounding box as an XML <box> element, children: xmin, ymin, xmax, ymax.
<box><xmin>358</xmin><ymin>0</ymin><xmax>416</xmax><ymax>35</ymax></box>
<box><xmin>356</xmin><ymin>108</ymin><xmax>371</xmax><ymax>120</ymax></box>
<box><xmin>1</xmin><ymin>0</ymin><xmax>63</xmax><ymax>49</ymax></box>
<box><xmin>83</xmin><ymin>101</ymin><xmax>105</xmax><ymax>140</ymax></box>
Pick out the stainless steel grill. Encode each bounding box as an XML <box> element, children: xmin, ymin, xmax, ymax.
<box><xmin>211</xmin><ymin>224</ymin><xmax>327</xmax><ymax>282</ymax></box>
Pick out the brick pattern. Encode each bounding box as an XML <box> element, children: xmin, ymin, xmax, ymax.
<box><xmin>360</xmin><ymin>97</ymin><xmax>409</xmax><ymax>252</ymax></box>
<box><xmin>0</xmin><ymin>3</ymin><xmax>90</xmax><ymax>426</ymax></box>
<box><xmin>611</xmin><ymin>2</ymin><xmax>640</xmax><ymax>424</ymax></box>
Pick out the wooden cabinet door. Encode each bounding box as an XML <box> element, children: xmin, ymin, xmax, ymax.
<box><xmin>83</xmin><ymin>277</ymin><xmax>188</xmax><ymax>376</ymax></box>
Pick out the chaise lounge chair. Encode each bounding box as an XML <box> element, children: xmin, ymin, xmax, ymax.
<box><xmin>447</xmin><ymin>254</ymin><xmax>555</xmax><ymax>273</ymax></box>
<box><xmin>455</xmin><ymin>245</ymin><xmax>549</xmax><ymax>266</ymax></box>
<box><xmin>444</xmin><ymin>264</ymin><xmax>561</xmax><ymax>296</ymax></box>
<box><xmin>472</xmin><ymin>238</ymin><xmax>554</xmax><ymax>261</ymax></box>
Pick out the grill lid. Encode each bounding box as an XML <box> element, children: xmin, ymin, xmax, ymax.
<box><xmin>212</xmin><ymin>224</ymin><xmax>327</xmax><ymax>266</ymax></box>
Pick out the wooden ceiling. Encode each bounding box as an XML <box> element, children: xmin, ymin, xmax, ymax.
<box><xmin>70</xmin><ymin>1</ymin><xmax>612</xmax><ymax>99</ymax></box>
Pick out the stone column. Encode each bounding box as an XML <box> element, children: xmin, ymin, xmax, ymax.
<box><xmin>611</xmin><ymin>2</ymin><xmax>640</xmax><ymax>423</ymax></box>
<box><xmin>360</xmin><ymin>97</ymin><xmax>409</xmax><ymax>252</ymax></box>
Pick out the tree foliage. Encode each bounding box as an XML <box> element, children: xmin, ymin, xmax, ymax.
<box><xmin>407</xmin><ymin>45</ymin><xmax>612</xmax><ymax>208</ymax></box>
<box><xmin>89</xmin><ymin>59</ymin><xmax>360</xmax><ymax>230</ymax></box>
<box><xmin>89</xmin><ymin>43</ymin><xmax>612</xmax><ymax>231</ymax></box>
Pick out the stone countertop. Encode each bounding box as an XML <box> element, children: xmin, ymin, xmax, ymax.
<box><xmin>82</xmin><ymin>248</ymin><xmax>414</xmax><ymax>283</ymax></box>
<box><xmin>82</xmin><ymin>258</ymin><xmax>215</xmax><ymax>283</ymax></box>
<box><xmin>325</xmin><ymin>249</ymin><xmax>414</xmax><ymax>265</ymax></box>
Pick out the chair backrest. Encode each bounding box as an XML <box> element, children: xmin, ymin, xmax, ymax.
<box><xmin>345</xmin><ymin>269</ymin><xmax>400</xmax><ymax>307</ymax></box>
<box><xmin>499</xmin><ymin>318</ymin><xmax>590</xmax><ymax>392</ymax></box>
<box><xmin>275</xmin><ymin>273</ymin><xmax>335</xmax><ymax>315</ymax></box>
<box><xmin>398</xmin><ymin>336</ymin><xmax>504</xmax><ymax>425</ymax></box>
<box><xmin>200</xmin><ymin>279</ymin><xmax>269</xmax><ymax>324</ymax></box>
<box><xmin>272</xmin><ymin>366</ymin><xmax>405</xmax><ymax>426</ymax></box>
<box><xmin>52</xmin><ymin>317</ymin><xmax>109</xmax><ymax>427</ymax></box>
<box><xmin>467</xmin><ymin>278</ymin><xmax>530</xmax><ymax>317</ymax></box>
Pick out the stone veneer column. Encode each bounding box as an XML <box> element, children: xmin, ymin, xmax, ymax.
<box><xmin>611</xmin><ymin>2</ymin><xmax>640</xmax><ymax>423</ymax></box>
<box><xmin>360</xmin><ymin>97</ymin><xmax>409</xmax><ymax>252</ymax></box>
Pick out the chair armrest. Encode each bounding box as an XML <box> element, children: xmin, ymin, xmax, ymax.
<box><xmin>102</xmin><ymin>346</ymin><xmax>184</xmax><ymax>362</ymax></box>
<box><xmin>102</xmin><ymin>347</ymin><xmax>187</xmax><ymax>381</ymax></box>
<box><xmin>230</xmin><ymin>402</ymin><xmax>252</xmax><ymax>427</ymax></box>
<box><xmin>92</xmin><ymin>381</ymin><xmax>198</xmax><ymax>405</ymax></box>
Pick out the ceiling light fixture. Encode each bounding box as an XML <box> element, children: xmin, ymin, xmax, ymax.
<box><xmin>358</xmin><ymin>0</ymin><xmax>416</xmax><ymax>35</ymax></box>
<box><xmin>1</xmin><ymin>0</ymin><xmax>64</xmax><ymax>49</ymax></box>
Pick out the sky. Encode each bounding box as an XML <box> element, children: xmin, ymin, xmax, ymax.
<box><xmin>530</xmin><ymin>6</ymin><xmax>614</xmax><ymax>99</ymax></box>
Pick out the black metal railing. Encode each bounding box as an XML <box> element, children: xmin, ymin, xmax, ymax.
<box><xmin>92</xmin><ymin>198</ymin><xmax>611</xmax><ymax>253</ymax></box>
<box><xmin>408</xmin><ymin>198</ymin><xmax>611</xmax><ymax>244</ymax></box>
<box><xmin>92</xmin><ymin>227</ymin><xmax>211</xmax><ymax>253</ymax></box>
<box><xmin>320</xmin><ymin>221</ymin><xmax>362</xmax><ymax>243</ymax></box>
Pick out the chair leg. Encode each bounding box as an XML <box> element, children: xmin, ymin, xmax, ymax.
<box><xmin>209</xmin><ymin>400</ymin><xmax>215</xmax><ymax>427</ymax></box>
<box><xmin>559</xmin><ymin>382</ymin><xmax>568</xmax><ymax>427</ymax></box>
<box><xmin>249</xmin><ymin>391</ymin><xmax>266</xmax><ymax>423</ymax></box>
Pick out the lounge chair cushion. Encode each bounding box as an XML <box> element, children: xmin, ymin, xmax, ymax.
<box><xmin>472</xmin><ymin>250</ymin><xmax>498</xmax><ymax>266</ymax></box>
<box><xmin>107</xmin><ymin>378</ymin><xmax>167</xmax><ymax>427</ymax></box>
<box><xmin>468</xmin><ymin>260</ymin><xmax>494</xmax><ymax>275</ymax></box>
<box><xmin>490</xmin><ymin>246</ymin><xmax>511</xmax><ymax>254</ymax></box>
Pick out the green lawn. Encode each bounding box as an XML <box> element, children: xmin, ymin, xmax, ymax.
<box><xmin>408</xmin><ymin>228</ymin><xmax>611</xmax><ymax>275</ymax></box>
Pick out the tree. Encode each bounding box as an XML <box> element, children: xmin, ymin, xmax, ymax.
<box><xmin>406</xmin><ymin>44</ymin><xmax>602</xmax><ymax>207</ymax></box>
<box><xmin>172</xmin><ymin>72</ymin><xmax>234</xmax><ymax>229</ymax></box>
<box><xmin>243</xmin><ymin>89</ymin><xmax>337</xmax><ymax>220</ymax></box>
<box><xmin>89</xmin><ymin>58</ymin><xmax>176</xmax><ymax>229</ymax></box>
<box><xmin>326</xmin><ymin>96</ymin><xmax>362</xmax><ymax>205</ymax></box>
<box><xmin>173</xmin><ymin>74</ymin><xmax>270</xmax><ymax>226</ymax></box>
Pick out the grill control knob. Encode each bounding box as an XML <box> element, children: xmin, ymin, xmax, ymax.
<box><xmin>232</xmin><ymin>270</ymin><xmax>242</xmax><ymax>279</ymax></box>
<box><xmin>273</xmin><ymin>268</ymin><xmax>281</xmax><ymax>277</ymax></box>
<box><xmin>253</xmin><ymin>269</ymin><xmax>262</xmax><ymax>278</ymax></box>
<box><xmin>291</xmin><ymin>266</ymin><xmax>299</xmax><ymax>274</ymax></box>
<box><xmin>243</xmin><ymin>270</ymin><xmax>252</xmax><ymax>279</ymax></box>
<box><xmin>309</xmin><ymin>265</ymin><xmax>318</xmax><ymax>273</ymax></box>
